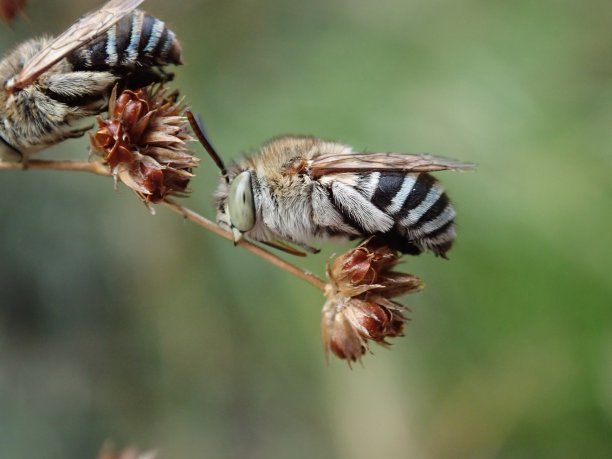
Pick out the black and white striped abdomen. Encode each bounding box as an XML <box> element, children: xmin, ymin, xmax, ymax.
<box><xmin>371</xmin><ymin>172</ymin><xmax>456</xmax><ymax>256</ymax></box>
<box><xmin>325</xmin><ymin>171</ymin><xmax>457</xmax><ymax>257</ymax></box>
<box><xmin>67</xmin><ymin>10</ymin><xmax>181</xmax><ymax>72</ymax></box>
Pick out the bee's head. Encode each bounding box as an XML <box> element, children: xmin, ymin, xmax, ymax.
<box><xmin>214</xmin><ymin>169</ymin><xmax>257</xmax><ymax>243</ymax></box>
<box><xmin>188</xmin><ymin>111</ymin><xmax>256</xmax><ymax>243</ymax></box>
<box><xmin>223</xmin><ymin>170</ymin><xmax>256</xmax><ymax>242</ymax></box>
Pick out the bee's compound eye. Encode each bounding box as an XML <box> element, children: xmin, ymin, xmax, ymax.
<box><xmin>228</xmin><ymin>171</ymin><xmax>255</xmax><ymax>232</ymax></box>
<box><xmin>4</xmin><ymin>77</ymin><xmax>15</xmax><ymax>92</ymax></box>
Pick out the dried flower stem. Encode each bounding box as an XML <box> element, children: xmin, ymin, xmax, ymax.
<box><xmin>0</xmin><ymin>159</ymin><xmax>326</xmax><ymax>291</ymax></box>
<box><xmin>162</xmin><ymin>199</ymin><xmax>326</xmax><ymax>291</ymax></box>
<box><xmin>0</xmin><ymin>159</ymin><xmax>111</xmax><ymax>175</ymax></box>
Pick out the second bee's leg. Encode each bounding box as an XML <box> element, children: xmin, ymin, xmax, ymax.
<box><xmin>62</xmin><ymin>124</ymin><xmax>94</xmax><ymax>140</ymax></box>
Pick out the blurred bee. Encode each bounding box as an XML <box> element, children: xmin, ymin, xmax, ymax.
<box><xmin>0</xmin><ymin>0</ymin><xmax>182</xmax><ymax>162</ymax></box>
<box><xmin>188</xmin><ymin>113</ymin><xmax>473</xmax><ymax>257</ymax></box>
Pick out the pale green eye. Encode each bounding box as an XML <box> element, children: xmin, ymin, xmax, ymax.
<box><xmin>228</xmin><ymin>171</ymin><xmax>255</xmax><ymax>232</ymax></box>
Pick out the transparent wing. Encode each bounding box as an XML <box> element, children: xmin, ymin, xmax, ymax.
<box><xmin>8</xmin><ymin>0</ymin><xmax>144</xmax><ymax>90</ymax></box>
<box><xmin>309</xmin><ymin>152</ymin><xmax>475</xmax><ymax>178</ymax></box>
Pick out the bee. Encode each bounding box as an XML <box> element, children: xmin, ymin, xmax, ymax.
<box><xmin>0</xmin><ymin>0</ymin><xmax>181</xmax><ymax>162</ymax></box>
<box><xmin>188</xmin><ymin>113</ymin><xmax>473</xmax><ymax>257</ymax></box>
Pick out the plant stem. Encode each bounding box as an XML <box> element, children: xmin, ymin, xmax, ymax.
<box><xmin>162</xmin><ymin>199</ymin><xmax>326</xmax><ymax>291</ymax></box>
<box><xmin>0</xmin><ymin>159</ymin><xmax>326</xmax><ymax>291</ymax></box>
<box><xmin>0</xmin><ymin>159</ymin><xmax>111</xmax><ymax>175</ymax></box>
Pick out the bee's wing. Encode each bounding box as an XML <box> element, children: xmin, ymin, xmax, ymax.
<box><xmin>309</xmin><ymin>152</ymin><xmax>475</xmax><ymax>178</ymax></box>
<box><xmin>8</xmin><ymin>0</ymin><xmax>144</xmax><ymax>90</ymax></box>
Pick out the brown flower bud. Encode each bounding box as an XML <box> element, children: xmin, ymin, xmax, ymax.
<box><xmin>90</xmin><ymin>86</ymin><xmax>198</xmax><ymax>208</ymax></box>
<box><xmin>322</xmin><ymin>237</ymin><xmax>423</xmax><ymax>364</ymax></box>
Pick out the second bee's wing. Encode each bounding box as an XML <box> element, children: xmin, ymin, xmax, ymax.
<box><xmin>8</xmin><ymin>0</ymin><xmax>144</xmax><ymax>91</ymax></box>
<box><xmin>309</xmin><ymin>152</ymin><xmax>474</xmax><ymax>178</ymax></box>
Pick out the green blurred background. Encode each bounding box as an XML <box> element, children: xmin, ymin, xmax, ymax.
<box><xmin>1</xmin><ymin>0</ymin><xmax>611</xmax><ymax>458</ymax></box>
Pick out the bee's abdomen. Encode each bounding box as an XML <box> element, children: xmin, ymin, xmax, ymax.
<box><xmin>359</xmin><ymin>172</ymin><xmax>457</xmax><ymax>257</ymax></box>
<box><xmin>67</xmin><ymin>11</ymin><xmax>181</xmax><ymax>72</ymax></box>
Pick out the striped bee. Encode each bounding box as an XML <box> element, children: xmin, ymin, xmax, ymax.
<box><xmin>189</xmin><ymin>114</ymin><xmax>473</xmax><ymax>257</ymax></box>
<box><xmin>0</xmin><ymin>0</ymin><xmax>181</xmax><ymax>162</ymax></box>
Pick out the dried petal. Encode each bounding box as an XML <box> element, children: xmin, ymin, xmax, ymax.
<box><xmin>322</xmin><ymin>298</ymin><xmax>366</xmax><ymax>363</ymax></box>
<box><xmin>344</xmin><ymin>299</ymin><xmax>391</xmax><ymax>340</ymax></box>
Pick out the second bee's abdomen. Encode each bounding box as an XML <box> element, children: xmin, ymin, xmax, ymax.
<box><xmin>67</xmin><ymin>10</ymin><xmax>181</xmax><ymax>72</ymax></box>
<box><xmin>357</xmin><ymin>172</ymin><xmax>457</xmax><ymax>256</ymax></box>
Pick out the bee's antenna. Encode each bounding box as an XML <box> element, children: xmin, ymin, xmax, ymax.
<box><xmin>187</xmin><ymin>110</ymin><xmax>229</xmax><ymax>182</ymax></box>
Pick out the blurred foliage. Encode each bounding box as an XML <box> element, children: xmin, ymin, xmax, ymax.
<box><xmin>1</xmin><ymin>0</ymin><xmax>611</xmax><ymax>458</ymax></box>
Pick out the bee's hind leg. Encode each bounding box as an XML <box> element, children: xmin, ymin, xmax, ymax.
<box><xmin>260</xmin><ymin>239</ymin><xmax>320</xmax><ymax>256</ymax></box>
<box><xmin>295</xmin><ymin>241</ymin><xmax>321</xmax><ymax>254</ymax></box>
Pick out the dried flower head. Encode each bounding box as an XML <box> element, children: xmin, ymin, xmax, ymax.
<box><xmin>322</xmin><ymin>237</ymin><xmax>424</xmax><ymax>363</ymax></box>
<box><xmin>90</xmin><ymin>85</ymin><xmax>198</xmax><ymax>207</ymax></box>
